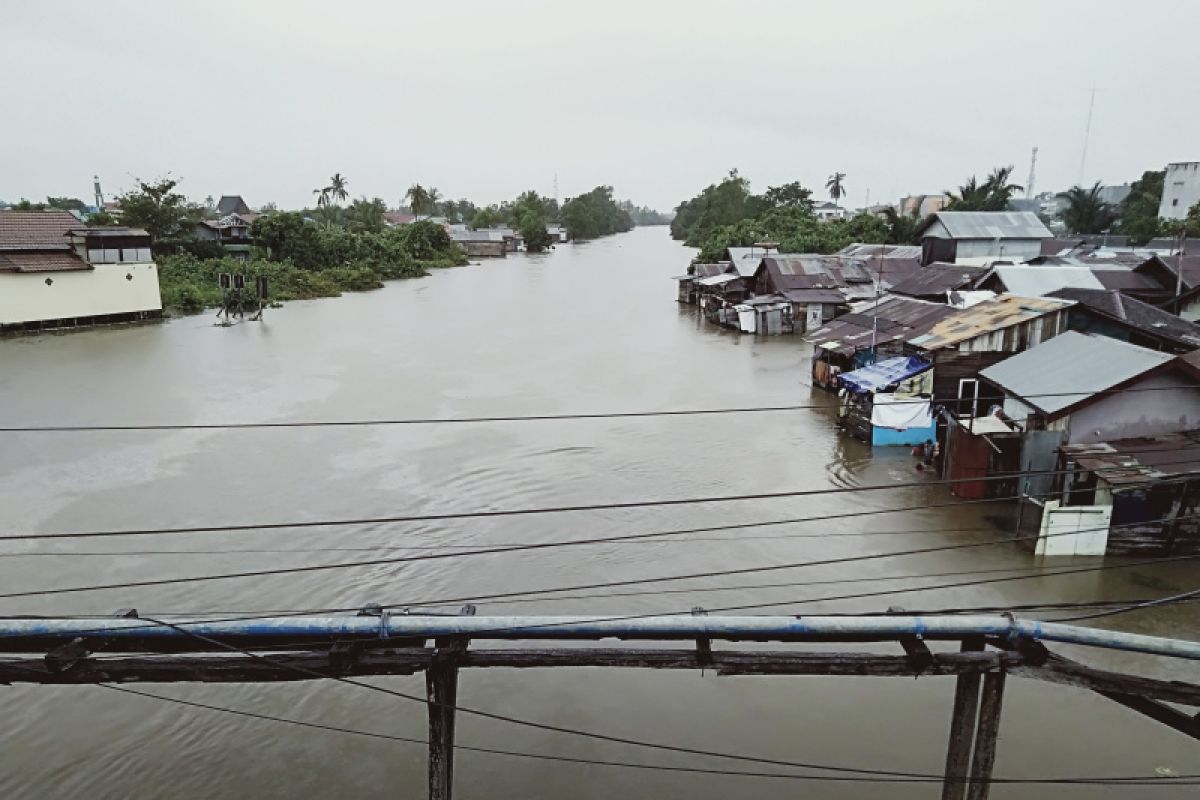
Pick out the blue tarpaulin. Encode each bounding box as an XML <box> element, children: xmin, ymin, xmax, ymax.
<box><xmin>837</xmin><ymin>356</ymin><xmax>931</xmax><ymax>396</ymax></box>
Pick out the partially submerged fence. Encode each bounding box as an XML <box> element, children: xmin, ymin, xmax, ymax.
<box><xmin>2</xmin><ymin>611</ymin><xmax>1198</xmax><ymax>799</ymax></box>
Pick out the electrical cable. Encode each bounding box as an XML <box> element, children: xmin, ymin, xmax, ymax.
<box><xmin>5</xmin><ymin>381</ymin><xmax>1200</xmax><ymax>432</ymax></box>
<box><xmin>0</xmin><ymin>496</ymin><xmax>1175</xmax><ymax>600</ymax></box>
<box><xmin>3</xmin><ymin>446</ymin><xmax>1197</xmax><ymax>547</ymax></box>
<box><xmin>85</xmin><ymin>684</ymin><xmax>1200</xmax><ymax>787</ymax></box>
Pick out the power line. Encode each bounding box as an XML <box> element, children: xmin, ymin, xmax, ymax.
<box><xmin>2</xmin><ymin>453</ymin><xmax>1194</xmax><ymax>545</ymax></box>
<box><xmin>1052</xmin><ymin>586</ymin><xmax>1200</xmax><ymax>622</ymax></box>
<box><xmin>5</xmin><ymin>381</ymin><xmax>1200</xmax><ymax>433</ymax></box>
<box><xmin>86</xmin><ymin>683</ymin><xmax>1198</xmax><ymax>787</ymax></box>
<box><xmin>0</xmin><ymin>493</ymin><xmax>1087</xmax><ymax>600</ymax></box>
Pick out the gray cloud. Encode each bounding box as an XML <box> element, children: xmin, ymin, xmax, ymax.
<box><xmin>3</xmin><ymin>0</ymin><xmax>1197</xmax><ymax>210</ymax></box>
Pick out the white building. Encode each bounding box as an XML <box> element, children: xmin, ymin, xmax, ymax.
<box><xmin>1159</xmin><ymin>162</ymin><xmax>1200</xmax><ymax>220</ymax></box>
<box><xmin>812</xmin><ymin>201</ymin><xmax>848</xmax><ymax>221</ymax></box>
<box><xmin>0</xmin><ymin>210</ymin><xmax>162</xmax><ymax>333</ymax></box>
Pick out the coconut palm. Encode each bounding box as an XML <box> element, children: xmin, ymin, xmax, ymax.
<box><xmin>328</xmin><ymin>173</ymin><xmax>349</xmax><ymax>206</ymax></box>
<box><xmin>406</xmin><ymin>183</ymin><xmax>430</xmax><ymax>217</ymax></box>
<box><xmin>426</xmin><ymin>186</ymin><xmax>442</xmax><ymax>217</ymax></box>
<box><xmin>313</xmin><ymin>187</ymin><xmax>330</xmax><ymax>208</ymax></box>
<box><xmin>826</xmin><ymin>172</ymin><xmax>846</xmax><ymax>206</ymax></box>
<box><xmin>1062</xmin><ymin>181</ymin><xmax>1116</xmax><ymax>234</ymax></box>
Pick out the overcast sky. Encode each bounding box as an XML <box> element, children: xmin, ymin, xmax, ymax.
<box><xmin>4</xmin><ymin>0</ymin><xmax>1197</xmax><ymax>212</ymax></box>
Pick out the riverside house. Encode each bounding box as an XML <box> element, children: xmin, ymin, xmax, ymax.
<box><xmin>0</xmin><ymin>210</ymin><xmax>162</xmax><ymax>333</ymax></box>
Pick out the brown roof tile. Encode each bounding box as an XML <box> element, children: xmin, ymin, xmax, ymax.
<box><xmin>0</xmin><ymin>251</ymin><xmax>91</xmax><ymax>273</ymax></box>
<box><xmin>0</xmin><ymin>210</ymin><xmax>80</xmax><ymax>251</ymax></box>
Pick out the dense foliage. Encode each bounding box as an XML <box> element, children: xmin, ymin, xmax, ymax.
<box><xmin>693</xmin><ymin>207</ymin><xmax>888</xmax><ymax>262</ymax></box>
<box><xmin>1114</xmin><ymin>170</ymin><xmax>1166</xmax><ymax>245</ymax></box>
<box><xmin>671</xmin><ymin>171</ymin><xmax>892</xmax><ymax>261</ymax></box>
<box><xmin>560</xmin><ymin>186</ymin><xmax>634</xmax><ymax>240</ymax></box>
<box><xmin>117</xmin><ymin>178</ymin><xmax>205</xmax><ymax>250</ymax></box>
<box><xmin>512</xmin><ymin>191</ymin><xmax>553</xmax><ymax>252</ymax></box>
<box><xmin>158</xmin><ymin>255</ymin><xmax>393</xmax><ymax>315</ymax></box>
<box><xmin>1062</xmin><ymin>182</ymin><xmax>1118</xmax><ymax>234</ymax></box>
<box><xmin>157</xmin><ymin>215</ymin><xmax>466</xmax><ymax>315</ymax></box>
<box><xmin>944</xmin><ymin>166</ymin><xmax>1023</xmax><ymax>211</ymax></box>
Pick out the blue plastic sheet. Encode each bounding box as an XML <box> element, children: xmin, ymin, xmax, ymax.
<box><xmin>836</xmin><ymin>355</ymin><xmax>931</xmax><ymax>396</ymax></box>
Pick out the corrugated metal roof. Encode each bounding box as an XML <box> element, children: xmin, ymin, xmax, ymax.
<box><xmin>692</xmin><ymin>263</ymin><xmax>730</xmax><ymax>279</ymax></box>
<box><xmin>979</xmin><ymin>331</ymin><xmax>1175</xmax><ymax>416</ymax></box>
<box><xmin>1047</xmin><ymin>288</ymin><xmax>1200</xmax><ymax>347</ymax></box>
<box><xmin>908</xmin><ymin>294</ymin><xmax>1072</xmax><ymax>351</ymax></box>
<box><xmin>1061</xmin><ymin>430</ymin><xmax>1200</xmax><ymax>486</ymax></box>
<box><xmin>724</xmin><ymin>247</ymin><xmax>768</xmax><ymax>276</ymax></box>
<box><xmin>889</xmin><ymin>263</ymin><xmax>986</xmax><ymax>297</ymax></box>
<box><xmin>781</xmin><ymin>288</ymin><xmax>848</xmax><ymax>304</ymax></box>
<box><xmin>696</xmin><ymin>273</ymin><xmax>741</xmax><ymax>287</ymax></box>
<box><xmin>921</xmin><ymin>211</ymin><xmax>1053</xmax><ymax>240</ymax></box>
<box><xmin>806</xmin><ymin>295</ymin><xmax>957</xmax><ymax>356</ymax></box>
<box><xmin>987</xmin><ymin>266</ymin><xmax>1104</xmax><ymax>296</ymax></box>
<box><xmin>838</xmin><ymin>244</ymin><xmax>923</xmax><ymax>259</ymax></box>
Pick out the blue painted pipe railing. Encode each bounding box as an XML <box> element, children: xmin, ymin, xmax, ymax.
<box><xmin>0</xmin><ymin>614</ymin><xmax>1197</xmax><ymax>660</ymax></box>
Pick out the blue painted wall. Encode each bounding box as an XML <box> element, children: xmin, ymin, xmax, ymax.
<box><xmin>872</xmin><ymin>421</ymin><xmax>937</xmax><ymax>447</ymax></box>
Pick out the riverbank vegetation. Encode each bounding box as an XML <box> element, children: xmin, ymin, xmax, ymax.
<box><xmin>25</xmin><ymin>174</ymin><xmax>667</xmax><ymax>315</ymax></box>
<box><xmin>671</xmin><ymin>170</ymin><xmax>891</xmax><ymax>261</ymax></box>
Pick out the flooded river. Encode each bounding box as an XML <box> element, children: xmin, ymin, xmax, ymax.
<box><xmin>1</xmin><ymin>226</ymin><xmax>1197</xmax><ymax>798</ymax></box>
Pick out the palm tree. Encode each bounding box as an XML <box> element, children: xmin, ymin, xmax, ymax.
<box><xmin>826</xmin><ymin>172</ymin><xmax>846</xmax><ymax>207</ymax></box>
<box><xmin>946</xmin><ymin>166</ymin><xmax>1023</xmax><ymax>211</ymax></box>
<box><xmin>1062</xmin><ymin>181</ymin><xmax>1116</xmax><ymax>234</ymax></box>
<box><xmin>426</xmin><ymin>186</ymin><xmax>442</xmax><ymax>218</ymax></box>
<box><xmin>328</xmin><ymin>173</ymin><xmax>349</xmax><ymax>206</ymax></box>
<box><xmin>980</xmin><ymin>165</ymin><xmax>1022</xmax><ymax>210</ymax></box>
<box><xmin>313</xmin><ymin>187</ymin><xmax>330</xmax><ymax>208</ymax></box>
<box><xmin>405</xmin><ymin>183</ymin><xmax>429</xmax><ymax>217</ymax></box>
<box><xmin>882</xmin><ymin>207</ymin><xmax>923</xmax><ymax>245</ymax></box>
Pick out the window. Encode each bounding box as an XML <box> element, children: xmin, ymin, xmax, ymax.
<box><xmin>1174</xmin><ymin>198</ymin><xmax>1180</xmax><ymax>207</ymax></box>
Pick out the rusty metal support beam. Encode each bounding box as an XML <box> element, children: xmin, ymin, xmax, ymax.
<box><xmin>942</xmin><ymin>638</ymin><xmax>985</xmax><ymax>800</ymax></box>
<box><xmin>966</xmin><ymin>671</ymin><xmax>1006</xmax><ymax>800</ymax></box>
<box><xmin>426</xmin><ymin>638</ymin><xmax>465</xmax><ymax>800</ymax></box>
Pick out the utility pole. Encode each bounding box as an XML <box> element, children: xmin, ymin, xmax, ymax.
<box><xmin>1025</xmin><ymin>147</ymin><xmax>1038</xmax><ymax>199</ymax></box>
<box><xmin>1078</xmin><ymin>89</ymin><xmax>1096</xmax><ymax>187</ymax></box>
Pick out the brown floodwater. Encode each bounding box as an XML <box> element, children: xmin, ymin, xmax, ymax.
<box><xmin>1</xmin><ymin>226</ymin><xmax>1197</xmax><ymax>798</ymax></box>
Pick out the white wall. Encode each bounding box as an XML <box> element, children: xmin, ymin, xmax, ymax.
<box><xmin>1159</xmin><ymin>162</ymin><xmax>1200</xmax><ymax>220</ymax></box>
<box><xmin>0</xmin><ymin>262</ymin><xmax>162</xmax><ymax>325</ymax></box>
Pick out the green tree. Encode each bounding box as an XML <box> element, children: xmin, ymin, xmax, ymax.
<box><xmin>328</xmin><ymin>173</ymin><xmax>349</xmax><ymax>205</ymax></box>
<box><xmin>86</xmin><ymin>210</ymin><xmax>119</xmax><ymax>226</ymax></box>
<box><xmin>1062</xmin><ymin>182</ymin><xmax>1117</xmax><ymax>234</ymax></box>
<box><xmin>513</xmin><ymin>190</ymin><xmax>553</xmax><ymax>252</ymax></box>
<box><xmin>46</xmin><ymin>197</ymin><xmax>87</xmax><ymax>213</ymax></box>
<box><xmin>762</xmin><ymin>182</ymin><xmax>814</xmax><ymax>211</ymax></box>
<box><xmin>560</xmin><ymin>185</ymin><xmax>634</xmax><ymax>240</ymax></box>
<box><xmin>471</xmin><ymin>206</ymin><xmax>502</xmax><ymax>229</ymax></box>
<box><xmin>825</xmin><ymin>172</ymin><xmax>846</xmax><ymax>206</ymax></box>
<box><xmin>1114</xmin><ymin>170</ymin><xmax>1165</xmax><ymax>245</ymax></box>
<box><xmin>882</xmin><ymin>208</ymin><xmax>923</xmax><ymax>245</ymax></box>
<box><xmin>946</xmin><ymin>165</ymin><xmax>1023</xmax><ymax>211</ymax></box>
<box><xmin>12</xmin><ymin>198</ymin><xmax>47</xmax><ymax>210</ymax></box>
<box><xmin>670</xmin><ymin>170</ymin><xmax>754</xmax><ymax>245</ymax></box>
<box><xmin>426</xmin><ymin>186</ymin><xmax>443</xmax><ymax>217</ymax></box>
<box><xmin>1163</xmin><ymin>201</ymin><xmax>1200</xmax><ymax>238</ymax></box>
<box><xmin>405</xmin><ymin>183</ymin><xmax>430</xmax><ymax>217</ymax></box>
<box><xmin>344</xmin><ymin>197</ymin><xmax>388</xmax><ymax>234</ymax></box>
<box><xmin>117</xmin><ymin>177</ymin><xmax>204</xmax><ymax>241</ymax></box>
